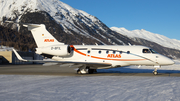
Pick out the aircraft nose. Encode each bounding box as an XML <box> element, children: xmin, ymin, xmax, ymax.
<box><xmin>160</xmin><ymin>56</ymin><xmax>174</xmax><ymax>65</ymax></box>
<box><xmin>165</xmin><ymin>58</ymin><xmax>174</xmax><ymax>65</ymax></box>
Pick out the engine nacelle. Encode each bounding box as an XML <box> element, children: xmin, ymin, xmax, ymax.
<box><xmin>36</xmin><ymin>45</ymin><xmax>72</xmax><ymax>57</ymax></box>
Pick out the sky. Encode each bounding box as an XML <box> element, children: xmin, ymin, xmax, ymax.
<box><xmin>60</xmin><ymin>0</ymin><xmax>180</xmax><ymax>40</ymax></box>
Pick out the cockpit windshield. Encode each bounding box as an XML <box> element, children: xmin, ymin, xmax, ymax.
<box><xmin>143</xmin><ymin>49</ymin><xmax>158</xmax><ymax>54</ymax></box>
<box><xmin>149</xmin><ymin>49</ymin><xmax>158</xmax><ymax>53</ymax></box>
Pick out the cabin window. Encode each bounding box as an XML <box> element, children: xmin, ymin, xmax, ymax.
<box><xmin>98</xmin><ymin>50</ymin><xmax>102</xmax><ymax>54</ymax></box>
<box><xmin>87</xmin><ymin>50</ymin><xmax>90</xmax><ymax>54</ymax></box>
<box><xmin>106</xmin><ymin>51</ymin><xmax>109</xmax><ymax>54</ymax></box>
<box><xmin>127</xmin><ymin>51</ymin><xmax>130</xmax><ymax>54</ymax></box>
<box><xmin>119</xmin><ymin>51</ymin><xmax>122</xmax><ymax>54</ymax></box>
<box><xmin>113</xmin><ymin>51</ymin><xmax>116</xmax><ymax>54</ymax></box>
<box><xmin>143</xmin><ymin>49</ymin><xmax>151</xmax><ymax>53</ymax></box>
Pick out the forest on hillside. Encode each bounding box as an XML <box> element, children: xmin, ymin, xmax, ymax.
<box><xmin>0</xmin><ymin>25</ymin><xmax>36</xmax><ymax>51</ymax></box>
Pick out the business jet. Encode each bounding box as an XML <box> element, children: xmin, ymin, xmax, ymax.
<box><xmin>11</xmin><ymin>23</ymin><xmax>174</xmax><ymax>75</ymax></box>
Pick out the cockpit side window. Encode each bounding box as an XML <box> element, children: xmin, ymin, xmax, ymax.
<box><xmin>143</xmin><ymin>49</ymin><xmax>151</xmax><ymax>53</ymax></box>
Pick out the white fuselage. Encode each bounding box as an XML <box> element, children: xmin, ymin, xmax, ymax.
<box><xmin>45</xmin><ymin>45</ymin><xmax>174</xmax><ymax>69</ymax></box>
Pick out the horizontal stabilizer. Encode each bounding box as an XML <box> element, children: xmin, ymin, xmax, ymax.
<box><xmin>13</xmin><ymin>49</ymin><xmax>27</xmax><ymax>62</ymax></box>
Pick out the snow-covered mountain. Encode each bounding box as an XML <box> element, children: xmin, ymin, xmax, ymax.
<box><xmin>0</xmin><ymin>0</ymin><xmax>180</xmax><ymax>58</ymax></box>
<box><xmin>111</xmin><ymin>27</ymin><xmax>180</xmax><ymax>50</ymax></box>
<box><xmin>0</xmin><ymin>0</ymin><xmax>97</xmax><ymax>26</ymax></box>
<box><xmin>0</xmin><ymin>0</ymin><xmax>130</xmax><ymax>45</ymax></box>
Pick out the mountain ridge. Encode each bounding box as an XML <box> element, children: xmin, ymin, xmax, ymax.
<box><xmin>111</xmin><ymin>27</ymin><xmax>180</xmax><ymax>50</ymax></box>
<box><xmin>0</xmin><ymin>0</ymin><xmax>180</xmax><ymax>58</ymax></box>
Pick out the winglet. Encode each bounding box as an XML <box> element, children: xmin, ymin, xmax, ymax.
<box><xmin>12</xmin><ymin>49</ymin><xmax>27</xmax><ymax>61</ymax></box>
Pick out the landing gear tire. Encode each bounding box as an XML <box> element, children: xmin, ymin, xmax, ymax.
<box><xmin>88</xmin><ymin>69</ymin><xmax>96</xmax><ymax>74</ymax></box>
<box><xmin>77</xmin><ymin>69</ymin><xmax>81</xmax><ymax>74</ymax></box>
<box><xmin>153</xmin><ymin>71</ymin><xmax>158</xmax><ymax>75</ymax></box>
<box><xmin>77</xmin><ymin>67</ymin><xmax>97</xmax><ymax>74</ymax></box>
<box><xmin>77</xmin><ymin>69</ymin><xmax>87</xmax><ymax>74</ymax></box>
<box><xmin>153</xmin><ymin>68</ymin><xmax>158</xmax><ymax>75</ymax></box>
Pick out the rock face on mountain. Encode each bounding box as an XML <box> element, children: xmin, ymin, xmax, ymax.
<box><xmin>0</xmin><ymin>0</ymin><xmax>180</xmax><ymax>58</ymax></box>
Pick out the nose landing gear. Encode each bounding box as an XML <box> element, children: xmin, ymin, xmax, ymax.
<box><xmin>153</xmin><ymin>66</ymin><xmax>160</xmax><ymax>75</ymax></box>
<box><xmin>153</xmin><ymin>68</ymin><xmax>158</xmax><ymax>75</ymax></box>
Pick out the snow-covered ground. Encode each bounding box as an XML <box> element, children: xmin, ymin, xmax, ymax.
<box><xmin>1</xmin><ymin>75</ymin><xmax>180</xmax><ymax>101</ymax></box>
<box><xmin>0</xmin><ymin>45</ymin><xmax>13</xmax><ymax>51</ymax></box>
<box><xmin>0</xmin><ymin>60</ymin><xmax>180</xmax><ymax>101</ymax></box>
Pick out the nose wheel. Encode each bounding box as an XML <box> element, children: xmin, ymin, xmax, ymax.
<box><xmin>153</xmin><ymin>71</ymin><xmax>158</xmax><ymax>75</ymax></box>
<box><xmin>153</xmin><ymin>68</ymin><xmax>158</xmax><ymax>75</ymax></box>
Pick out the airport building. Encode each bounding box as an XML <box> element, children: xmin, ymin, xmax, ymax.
<box><xmin>0</xmin><ymin>47</ymin><xmax>43</xmax><ymax>64</ymax></box>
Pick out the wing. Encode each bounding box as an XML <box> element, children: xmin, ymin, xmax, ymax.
<box><xmin>12</xmin><ymin>49</ymin><xmax>112</xmax><ymax>67</ymax></box>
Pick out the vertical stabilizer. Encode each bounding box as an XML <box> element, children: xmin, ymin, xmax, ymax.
<box><xmin>24</xmin><ymin>24</ymin><xmax>64</xmax><ymax>48</ymax></box>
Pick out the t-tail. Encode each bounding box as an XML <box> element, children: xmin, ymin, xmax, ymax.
<box><xmin>23</xmin><ymin>24</ymin><xmax>71</xmax><ymax>57</ymax></box>
<box><xmin>23</xmin><ymin>24</ymin><xmax>64</xmax><ymax>48</ymax></box>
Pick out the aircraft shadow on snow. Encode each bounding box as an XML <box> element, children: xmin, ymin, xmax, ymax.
<box><xmin>97</xmin><ymin>66</ymin><xmax>180</xmax><ymax>74</ymax></box>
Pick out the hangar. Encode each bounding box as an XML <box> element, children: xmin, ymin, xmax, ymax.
<box><xmin>0</xmin><ymin>50</ymin><xmax>43</xmax><ymax>64</ymax></box>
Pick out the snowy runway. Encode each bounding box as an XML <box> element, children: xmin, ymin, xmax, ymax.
<box><xmin>0</xmin><ymin>75</ymin><xmax>180</xmax><ymax>101</ymax></box>
<box><xmin>1</xmin><ymin>60</ymin><xmax>180</xmax><ymax>101</ymax></box>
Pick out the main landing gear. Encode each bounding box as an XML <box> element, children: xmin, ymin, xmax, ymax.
<box><xmin>77</xmin><ymin>66</ymin><xmax>97</xmax><ymax>74</ymax></box>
